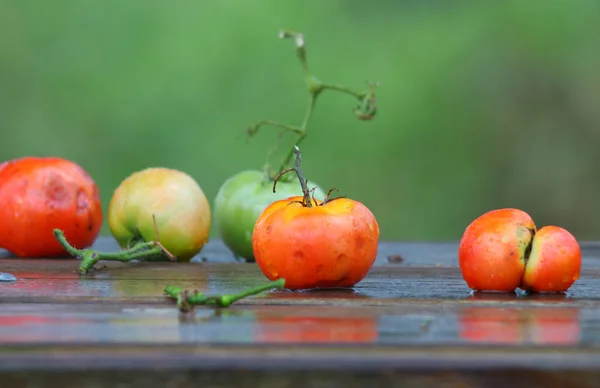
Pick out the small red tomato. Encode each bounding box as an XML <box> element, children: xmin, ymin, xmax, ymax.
<box><xmin>458</xmin><ymin>208</ymin><xmax>581</xmax><ymax>293</ymax></box>
<box><xmin>252</xmin><ymin>195</ymin><xmax>379</xmax><ymax>290</ymax></box>
<box><xmin>458</xmin><ymin>208</ymin><xmax>536</xmax><ymax>292</ymax></box>
<box><xmin>521</xmin><ymin>225</ymin><xmax>581</xmax><ymax>293</ymax></box>
<box><xmin>0</xmin><ymin>157</ymin><xmax>103</xmax><ymax>257</ymax></box>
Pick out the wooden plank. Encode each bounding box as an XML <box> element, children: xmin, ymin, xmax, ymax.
<box><xmin>2</xmin><ymin>238</ymin><xmax>600</xmax><ymax>386</ymax></box>
<box><xmin>2</xmin><ymin>262</ymin><xmax>600</xmax><ymax>304</ymax></box>
<box><xmin>0</xmin><ymin>301</ymin><xmax>589</xmax><ymax>346</ymax></box>
<box><xmin>3</xmin><ymin>236</ymin><xmax>600</xmax><ymax>267</ymax></box>
<box><xmin>0</xmin><ymin>300</ymin><xmax>597</xmax><ymax>384</ymax></box>
<box><xmin>1</xmin><ymin>369</ymin><xmax>600</xmax><ymax>388</ymax></box>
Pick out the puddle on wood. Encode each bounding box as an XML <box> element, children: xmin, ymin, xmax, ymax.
<box><xmin>0</xmin><ymin>273</ymin><xmax>17</xmax><ymax>282</ymax></box>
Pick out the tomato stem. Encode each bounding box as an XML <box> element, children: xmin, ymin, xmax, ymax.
<box><xmin>272</xmin><ymin>146</ymin><xmax>315</xmax><ymax>208</ymax></box>
<box><xmin>246</xmin><ymin>29</ymin><xmax>379</xmax><ymax>178</ymax></box>
<box><xmin>164</xmin><ymin>278</ymin><xmax>285</xmax><ymax>312</ymax></box>
<box><xmin>53</xmin><ymin>229</ymin><xmax>172</xmax><ymax>275</ymax></box>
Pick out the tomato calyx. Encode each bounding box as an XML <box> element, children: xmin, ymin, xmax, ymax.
<box><xmin>320</xmin><ymin>187</ymin><xmax>348</xmax><ymax>206</ymax></box>
<box><xmin>164</xmin><ymin>278</ymin><xmax>286</xmax><ymax>312</ymax></box>
<box><xmin>272</xmin><ymin>146</ymin><xmax>345</xmax><ymax>208</ymax></box>
<box><xmin>54</xmin><ymin>215</ymin><xmax>176</xmax><ymax>275</ymax></box>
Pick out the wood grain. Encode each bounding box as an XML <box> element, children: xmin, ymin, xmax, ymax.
<box><xmin>2</xmin><ymin>237</ymin><xmax>600</xmax><ymax>387</ymax></box>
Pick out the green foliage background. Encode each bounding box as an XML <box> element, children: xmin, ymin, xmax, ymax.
<box><xmin>2</xmin><ymin>0</ymin><xmax>599</xmax><ymax>241</ymax></box>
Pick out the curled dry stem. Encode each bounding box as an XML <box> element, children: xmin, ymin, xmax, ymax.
<box><xmin>272</xmin><ymin>146</ymin><xmax>348</xmax><ymax>208</ymax></box>
<box><xmin>246</xmin><ymin>29</ymin><xmax>380</xmax><ymax>177</ymax></box>
<box><xmin>164</xmin><ymin>278</ymin><xmax>286</xmax><ymax>312</ymax></box>
<box><xmin>321</xmin><ymin>187</ymin><xmax>347</xmax><ymax>205</ymax></box>
<box><xmin>272</xmin><ymin>146</ymin><xmax>315</xmax><ymax>208</ymax></box>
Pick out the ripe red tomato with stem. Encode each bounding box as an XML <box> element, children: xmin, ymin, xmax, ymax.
<box><xmin>54</xmin><ymin>167</ymin><xmax>211</xmax><ymax>275</ymax></box>
<box><xmin>252</xmin><ymin>146</ymin><xmax>380</xmax><ymax>290</ymax></box>
<box><xmin>0</xmin><ymin>157</ymin><xmax>103</xmax><ymax>257</ymax></box>
<box><xmin>214</xmin><ymin>29</ymin><xmax>379</xmax><ymax>263</ymax></box>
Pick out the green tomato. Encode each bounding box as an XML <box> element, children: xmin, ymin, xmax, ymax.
<box><xmin>214</xmin><ymin>170</ymin><xmax>325</xmax><ymax>262</ymax></box>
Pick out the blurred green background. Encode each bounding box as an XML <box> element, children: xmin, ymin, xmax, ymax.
<box><xmin>1</xmin><ymin>0</ymin><xmax>599</xmax><ymax>241</ymax></box>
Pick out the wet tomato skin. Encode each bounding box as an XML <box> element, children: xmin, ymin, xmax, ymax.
<box><xmin>0</xmin><ymin>157</ymin><xmax>103</xmax><ymax>257</ymax></box>
<box><xmin>521</xmin><ymin>225</ymin><xmax>581</xmax><ymax>293</ymax></box>
<box><xmin>459</xmin><ymin>208</ymin><xmax>581</xmax><ymax>293</ymax></box>
<box><xmin>107</xmin><ymin>167</ymin><xmax>211</xmax><ymax>261</ymax></box>
<box><xmin>252</xmin><ymin>195</ymin><xmax>379</xmax><ymax>290</ymax></box>
<box><xmin>458</xmin><ymin>208</ymin><xmax>536</xmax><ymax>292</ymax></box>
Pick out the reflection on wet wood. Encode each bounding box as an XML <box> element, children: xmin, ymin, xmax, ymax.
<box><xmin>2</xmin><ymin>260</ymin><xmax>600</xmax><ymax>304</ymax></box>
<box><xmin>2</xmin><ymin>237</ymin><xmax>600</xmax><ymax>386</ymax></box>
<box><xmin>0</xmin><ymin>302</ymin><xmax>586</xmax><ymax>346</ymax></box>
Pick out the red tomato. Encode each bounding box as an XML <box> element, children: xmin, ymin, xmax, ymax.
<box><xmin>458</xmin><ymin>208</ymin><xmax>536</xmax><ymax>292</ymax></box>
<box><xmin>459</xmin><ymin>208</ymin><xmax>581</xmax><ymax>293</ymax></box>
<box><xmin>520</xmin><ymin>225</ymin><xmax>581</xmax><ymax>293</ymax></box>
<box><xmin>252</xmin><ymin>195</ymin><xmax>379</xmax><ymax>290</ymax></box>
<box><xmin>0</xmin><ymin>157</ymin><xmax>103</xmax><ymax>257</ymax></box>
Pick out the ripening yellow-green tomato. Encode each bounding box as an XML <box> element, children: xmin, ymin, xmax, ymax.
<box><xmin>107</xmin><ymin>167</ymin><xmax>211</xmax><ymax>261</ymax></box>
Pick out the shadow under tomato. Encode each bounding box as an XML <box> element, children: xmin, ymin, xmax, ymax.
<box><xmin>263</xmin><ymin>287</ymin><xmax>373</xmax><ymax>301</ymax></box>
<box><xmin>465</xmin><ymin>291</ymin><xmax>519</xmax><ymax>302</ymax></box>
<box><xmin>458</xmin><ymin>306</ymin><xmax>581</xmax><ymax>345</ymax></box>
<box><xmin>465</xmin><ymin>290</ymin><xmax>572</xmax><ymax>302</ymax></box>
<box><xmin>252</xmin><ymin>308</ymin><xmax>379</xmax><ymax>344</ymax></box>
<box><xmin>0</xmin><ymin>246</ymin><xmax>78</xmax><ymax>259</ymax></box>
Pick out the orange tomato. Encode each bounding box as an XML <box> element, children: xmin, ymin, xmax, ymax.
<box><xmin>520</xmin><ymin>225</ymin><xmax>581</xmax><ymax>293</ymax></box>
<box><xmin>252</xmin><ymin>196</ymin><xmax>379</xmax><ymax>290</ymax></box>
<box><xmin>0</xmin><ymin>157</ymin><xmax>103</xmax><ymax>257</ymax></box>
<box><xmin>458</xmin><ymin>208</ymin><xmax>536</xmax><ymax>292</ymax></box>
<box><xmin>459</xmin><ymin>208</ymin><xmax>581</xmax><ymax>293</ymax></box>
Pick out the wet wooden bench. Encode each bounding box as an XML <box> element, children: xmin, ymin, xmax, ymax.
<box><xmin>2</xmin><ymin>238</ymin><xmax>600</xmax><ymax>387</ymax></box>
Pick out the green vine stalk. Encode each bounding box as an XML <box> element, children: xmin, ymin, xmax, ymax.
<box><xmin>247</xmin><ymin>29</ymin><xmax>379</xmax><ymax>180</ymax></box>
<box><xmin>53</xmin><ymin>215</ymin><xmax>176</xmax><ymax>275</ymax></box>
<box><xmin>164</xmin><ymin>278</ymin><xmax>286</xmax><ymax>311</ymax></box>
